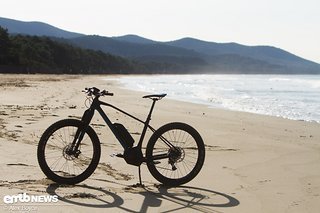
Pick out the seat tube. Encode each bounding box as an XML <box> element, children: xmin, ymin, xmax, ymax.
<box><xmin>137</xmin><ymin>99</ymin><xmax>157</xmax><ymax>147</ymax></box>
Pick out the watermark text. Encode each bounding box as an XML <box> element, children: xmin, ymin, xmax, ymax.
<box><xmin>3</xmin><ymin>193</ymin><xmax>58</xmax><ymax>204</ymax></box>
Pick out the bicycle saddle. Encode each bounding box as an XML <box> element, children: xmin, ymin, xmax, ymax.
<box><xmin>142</xmin><ymin>94</ymin><xmax>167</xmax><ymax>100</ymax></box>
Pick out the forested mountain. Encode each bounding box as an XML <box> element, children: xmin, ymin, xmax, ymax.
<box><xmin>166</xmin><ymin>38</ymin><xmax>320</xmax><ymax>73</ymax></box>
<box><xmin>0</xmin><ymin>26</ymin><xmax>198</xmax><ymax>74</ymax></box>
<box><xmin>0</xmin><ymin>17</ymin><xmax>83</xmax><ymax>38</ymax></box>
<box><xmin>67</xmin><ymin>35</ymin><xmax>200</xmax><ymax>58</ymax></box>
<box><xmin>1</xmin><ymin>17</ymin><xmax>320</xmax><ymax>74</ymax></box>
<box><xmin>112</xmin><ymin>34</ymin><xmax>156</xmax><ymax>44</ymax></box>
<box><xmin>0</xmin><ymin>27</ymin><xmax>144</xmax><ymax>74</ymax></box>
<box><xmin>66</xmin><ymin>35</ymin><xmax>320</xmax><ymax>73</ymax></box>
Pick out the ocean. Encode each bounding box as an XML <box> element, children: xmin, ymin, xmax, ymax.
<box><xmin>111</xmin><ymin>75</ymin><xmax>320</xmax><ymax>123</ymax></box>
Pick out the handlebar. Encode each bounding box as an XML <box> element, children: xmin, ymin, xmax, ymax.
<box><xmin>83</xmin><ymin>87</ymin><xmax>114</xmax><ymax>97</ymax></box>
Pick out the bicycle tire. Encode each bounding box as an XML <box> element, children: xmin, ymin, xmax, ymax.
<box><xmin>37</xmin><ymin>119</ymin><xmax>101</xmax><ymax>184</ymax></box>
<box><xmin>146</xmin><ymin>122</ymin><xmax>205</xmax><ymax>186</ymax></box>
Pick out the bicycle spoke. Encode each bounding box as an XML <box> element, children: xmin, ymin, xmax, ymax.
<box><xmin>149</xmin><ymin>126</ymin><xmax>201</xmax><ymax>181</ymax></box>
<box><xmin>44</xmin><ymin>125</ymin><xmax>94</xmax><ymax>178</ymax></box>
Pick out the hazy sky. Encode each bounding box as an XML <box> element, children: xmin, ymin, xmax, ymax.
<box><xmin>1</xmin><ymin>0</ymin><xmax>319</xmax><ymax>63</ymax></box>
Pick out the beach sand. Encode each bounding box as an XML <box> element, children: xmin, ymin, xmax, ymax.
<box><xmin>0</xmin><ymin>74</ymin><xmax>319</xmax><ymax>213</ymax></box>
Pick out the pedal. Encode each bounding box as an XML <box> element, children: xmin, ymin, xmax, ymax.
<box><xmin>115</xmin><ymin>153</ymin><xmax>124</xmax><ymax>158</ymax></box>
<box><xmin>110</xmin><ymin>153</ymin><xmax>124</xmax><ymax>158</ymax></box>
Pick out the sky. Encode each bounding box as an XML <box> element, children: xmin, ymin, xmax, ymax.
<box><xmin>1</xmin><ymin>0</ymin><xmax>320</xmax><ymax>63</ymax></box>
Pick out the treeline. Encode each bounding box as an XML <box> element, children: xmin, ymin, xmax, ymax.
<box><xmin>0</xmin><ymin>26</ymin><xmax>144</xmax><ymax>74</ymax></box>
<box><xmin>1</xmin><ymin>26</ymin><xmax>194</xmax><ymax>74</ymax></box>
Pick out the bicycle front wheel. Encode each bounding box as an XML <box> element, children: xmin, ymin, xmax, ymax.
<box><xmin>146</xmin><ymin>122</ymin><xmax>205</xmax><ymax>186</ymax></box>
<box><xmin>37</xmin><ymin>119</ymin><xmax>101</xmax><ymax>184</ymax></box>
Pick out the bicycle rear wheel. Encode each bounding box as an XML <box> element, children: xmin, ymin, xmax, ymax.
<box><xmin>37</xmin><ymin>119</ymin><xmax>101</xmax><ymax>184</ymax></box>
<box><xmin>146</xmin><ymin>122</ymin><xmax>205</xmax><ymax>186</ymax></box>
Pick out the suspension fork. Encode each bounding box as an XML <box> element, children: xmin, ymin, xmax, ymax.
<box><xmin>69</xmin><ymin>108</ymin><xmax>94</xmax><ymax>154</ymax></box>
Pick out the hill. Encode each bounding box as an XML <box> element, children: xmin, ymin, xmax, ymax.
<box><xmin>67</xmin><ymin>35</ymin><xmax>320</xmax><ymax>73</ymax></box>
<box><xmin>0</xmin><ymin>27</ymin><xmax>144</xmax><ymax>74</ymax></box>
<box><xmin>0</xmin><ymin>26</ymin><xmax>198</xmax><ymax>74</ymax></box>
<box><xmin>1</xmin><ymin>17</ymin><xmax>320</xmax><ymax>74</ymax></box>
<box><xmin>166</xmin><ymin>38</ymin><xmax>320</xmax><ymax>73</ymax></box>
<box><xmin>112</xmin><ymin>34</ymin><xmax>156</xmax><ymax>44</ymax></box>
<box><xmin>0</xmin><ymin>17</ymin><xmax>84</xmax><ymax>38</ymax></box>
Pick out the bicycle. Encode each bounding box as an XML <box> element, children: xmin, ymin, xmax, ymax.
<box><xmin>37</xmin><ymin>87</ymin><xmax>205</xmax><ymax>186</ymax></box>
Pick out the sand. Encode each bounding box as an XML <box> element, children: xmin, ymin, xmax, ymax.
<box><xmin>0</xmin><ymin>74</ymin><xmax>319</xmax><ymax>213</ymax></box>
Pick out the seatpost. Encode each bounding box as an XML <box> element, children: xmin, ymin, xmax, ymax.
<box><xmin>137</xmin><ymin>99</ymin><xmax>157</xmax><ymax>147</ymax></box>
<box><xmin>147</xmin><ymin>99</ymin><xmax>157</xmax><ymax>122</ymax></box>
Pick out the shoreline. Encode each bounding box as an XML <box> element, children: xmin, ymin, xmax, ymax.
<box><xmin>0</xmin><ymin>74</ymin><xmax>320</xmax><ymax>212</ymax></box>
<box><xmin>111</xmin><ymin>74</ymin><xmax>320</xmax><ymax>124</ymax></box>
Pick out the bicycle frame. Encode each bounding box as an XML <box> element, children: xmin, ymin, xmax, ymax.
<box><xmin>95</xmin><ymin>96</ymin><xmax>157</xmax><ymax>149</ymax></box>
<box><xmin>70</xmin><ymin>95</ymin><xmax>176</xmax><ymax>162</ymax></box>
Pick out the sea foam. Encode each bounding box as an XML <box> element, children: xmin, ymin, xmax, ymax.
<box><xmin>111</xmin><ymin>74</ymin><xmax>320</xmax><ymax>122</ymax></box>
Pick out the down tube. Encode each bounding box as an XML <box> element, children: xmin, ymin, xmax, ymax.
<box><xmin>96</xmin><ymin>106</ymin><xmax>128</xmax><ymax>149</ymax></box>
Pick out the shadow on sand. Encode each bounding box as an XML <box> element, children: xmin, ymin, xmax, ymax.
<box><xmin>46</xmin><ymin>182</ymin><xmax>239</xmax><ymax>212</ymax></box>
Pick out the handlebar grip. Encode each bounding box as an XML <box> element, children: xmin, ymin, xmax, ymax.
<box><xmin>84</xmin><ymin>87</ymin><xmax>113</xmax><ymax>97</ymax></box>
<box><xmin>101</xmin><ymin>90</ymin><xmax>114</xmax><ymax>96</ymax></box>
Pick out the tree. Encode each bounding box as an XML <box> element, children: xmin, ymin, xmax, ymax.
<box><xmin>0</xmin><ymin>26</ymin><xmax>10</xmax><ymax>64</ymax></box>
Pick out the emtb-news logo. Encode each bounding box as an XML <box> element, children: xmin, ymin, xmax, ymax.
<box><xmin>3</xmin><ymin>193</ymin><xmax>58</xmax><ymax>204</ymax></box>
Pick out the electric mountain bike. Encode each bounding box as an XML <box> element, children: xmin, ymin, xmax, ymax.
<box><xmin>37</xmin><ymin>87</ymin><xmax>205</xmax><ymax>186</ymax></box>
